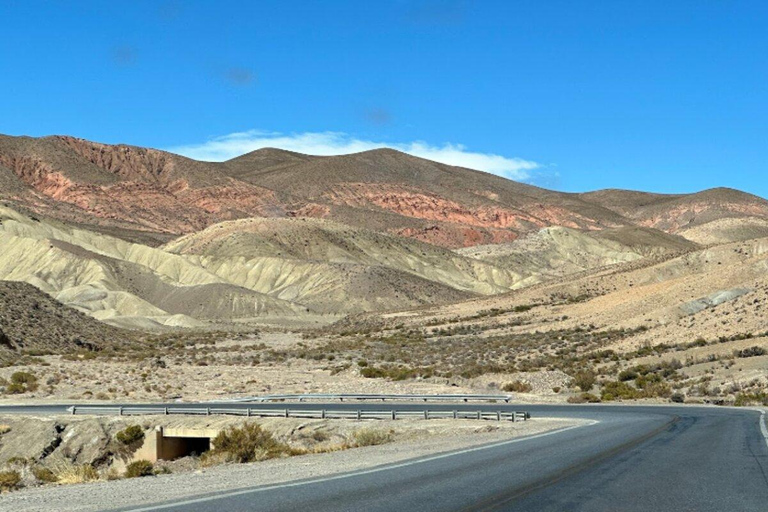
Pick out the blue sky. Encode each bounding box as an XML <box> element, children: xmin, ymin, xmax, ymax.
<box><xmin>1</xmin><ymin>1</ymin><xmax>766</xmax><ymax>197</ymax></box>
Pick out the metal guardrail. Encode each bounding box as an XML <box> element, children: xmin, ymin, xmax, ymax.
<box><xmin>67</xmin><ymin>405</ymin><xmax>529</xmax><ymax>422</ymax></box>
<box><xmin>225</xmin><ymin>393</ymin><xmax>514</xmax><ymax>403</ymax></box>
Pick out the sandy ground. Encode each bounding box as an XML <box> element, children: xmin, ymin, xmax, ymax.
<box><xmin>0</xmin><ymin>417</ymin><xmax>584</xmax><ymax>512</ymax></box>
<box><xmin>0</xmin><ymin>332</ymin><xmax>571</xmax><ymax>406</ymax></box>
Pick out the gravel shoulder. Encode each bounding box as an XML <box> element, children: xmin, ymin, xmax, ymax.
<box><xmin>0</xmin><ymin>417</ymin><xmax>585</xmax><ymax>512</ymax></box>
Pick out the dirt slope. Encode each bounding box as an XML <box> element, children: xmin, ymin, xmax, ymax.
<box><xmin>0</xmin><ymin>281</ymin><xmax>125</xmax><ymax>357</ymax></box>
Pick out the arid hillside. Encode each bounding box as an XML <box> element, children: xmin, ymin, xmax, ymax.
<box><xmin>329</xmin><ymin>234</ymin><xmax>768</xmax><ymax>404</ymax></box>
<box><xmin>0</xmin><ymin>281</ymin><xmax>127</xmax><ymax>362</ymax></box>
<box><xmin>1</xmin><ymin>132</ymin><xmax>767</xmax><ymax>334</ymax></box>
<box><xmin>3</xmin><ymin>134</ymin><xmax>767</xmax><ymax>250</ymax></box>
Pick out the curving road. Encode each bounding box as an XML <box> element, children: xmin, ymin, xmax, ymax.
<box><xmin>1</xmin><ymin>403</ymin><xmax>767</xmax><ymax>511</ymax></box>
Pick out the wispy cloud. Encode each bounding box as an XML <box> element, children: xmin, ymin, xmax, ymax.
<box><xmin>168</xmin><ymin>130</ymin><xmax>540</xmax><ymax>180</ymax></box>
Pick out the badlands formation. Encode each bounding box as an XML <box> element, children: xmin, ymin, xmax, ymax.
<box><xmin>0</xmin><ymin>133</ymin><xmax>766</xmax><ymax>408</ymax></box>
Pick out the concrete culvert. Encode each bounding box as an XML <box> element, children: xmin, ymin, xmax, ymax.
<box><xmin>134</xmin><ymin>427</ymin><xmax>217</xmax><ymax>462</ymax></box>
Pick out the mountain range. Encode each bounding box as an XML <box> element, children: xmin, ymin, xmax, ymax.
<box><xmin>1</xmin><ymin>133</ymin><xmax>767</xmax><ymax>331</ymax></box>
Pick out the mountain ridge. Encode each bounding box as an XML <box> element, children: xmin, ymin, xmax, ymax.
<box><xmin>3</xmin><ymin>134</ymin><xmax>765</xmax><ymax>249</ymax></box>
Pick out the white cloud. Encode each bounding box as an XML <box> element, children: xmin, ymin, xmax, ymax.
<box><xmin>167</xmin><ymin>130</ymin><xmax>540</xmax><ymax>180</ymax></box>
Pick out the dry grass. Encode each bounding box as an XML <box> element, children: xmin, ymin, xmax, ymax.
<box><xmin>51</xmin><ymin>462</ymin><xmax>99</xmax><ymax>485</ymax></box>
<box><xmin>352</xmin><ymin>428</ymin><xmax>393</xmax><ymax>447</ymax></box>
<box><xmin>0</xmin><ymin>470</ymin><xmax>20</xmax><ymax>491</ymax></box>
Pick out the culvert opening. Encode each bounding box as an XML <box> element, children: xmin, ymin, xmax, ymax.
<box><xmin>159</xmin><ymin>436</ymin><xmax>211</xmax><ymax>460</ymax></box>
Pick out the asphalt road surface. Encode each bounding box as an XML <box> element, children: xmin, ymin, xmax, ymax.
<box><xmin>1</xmin><ymin>403</ymin><xmax>766</xmax><ymax>511</ymax></box>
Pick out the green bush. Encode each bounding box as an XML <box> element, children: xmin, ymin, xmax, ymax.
<box><xmin>116</xmin><ymin>425</ymin><xmax>145</xmax><ymax>446</ymax></box>
<box><xmin>212</xmin><ymin>423</ymin><xmax>289</xmax><ymax>463</ymax></box>
<box><xmin>0</xmin><ymin>470</ymin><xmax>21</xmax><ymax>491</ymax></box>
<box><xmin>601</xmin><ymin>381</ymin><xmax>642</xmax><ymax>400</ymax></box>
<box><xmin>125</xmin><ymin>460</ymin><xmax>154</xmax><ymax>478</ymax></box>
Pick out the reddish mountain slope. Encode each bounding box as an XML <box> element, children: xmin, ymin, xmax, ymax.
<box><xmin>580</xmin><ymin>188</ymin><xmax>768</xmax><ymax>232</ymax></box>
<box><xmin>1</xmin><ymin>134</ymin><xmax>766</xmax><ymax>248</ymax></box>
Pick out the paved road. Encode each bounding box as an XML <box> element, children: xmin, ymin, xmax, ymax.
<box><xmin>2</xmin><ymin>403</ymin><xmax>766</xmax><ymax>511</ymax></box>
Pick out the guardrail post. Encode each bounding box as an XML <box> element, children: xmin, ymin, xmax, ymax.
<box><xmin>391</xmin><ymin>410</ymin><xmax>396</xmax><ymax>420</ymax></box>
<box><xmin>247</xmin><ymin>408</ymin><xmax>251</xmax><ymax>417</ymax></box>
<box><xmin>164</xmin><ymin>407</ymin><xmax>169</xmax><ymax>415</ymax></box>
<box><xmin>453</xmin><ymin>410</ymin><xmax>457</xmax><ymax>419</ymax></box>
<box><xmin>321</xmin><ymin>409</ymin><xmax>326</xmax><ymax>419</ymax></box>
<box><xmin>71</xmin><ymin>406</ymin><xmax>76</xmax><ymax>415</ymax></box>
<box><xmin>511</xmin><ymin>412</ymin><xmax>516</xmax><ymax>422</ymax></box>
<box><xmin>284</xmin><ymin>409</ymin><xmax>289</xmax><ymax>418</ymax></box>
<box><xmin>118</xmin><ymin>407</ymin><xmax>123</xmax><ymax>416</ymax></box>
<box><xmin>424</xmin><ymin>410</ymin><xmax>428</xmax><ymax>420</ymax></box>
<box><xmin>476</xmin><ymin>411</ymin><xmax>481</xmax><ymax>420</ymax></box>
<box><xmin>357</xmin><ymin>410</ymin><xmax>361</xmax><ymax>420</ymax></box>
<box><xmin>206</xmin><ymin>407</ymin><xmax>210</xmax><ymax>416</ymax></box>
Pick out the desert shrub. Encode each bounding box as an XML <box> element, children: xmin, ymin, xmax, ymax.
<box><xmin>125</xmin><ymin>460</ymin><xmax>154</xmax><ymax>478</ymax></box>
<box><xmin>32</xmin><ymin>466</ymin><xmax>58</xmax><ymax>483</ymax></box>
<box><xmin>567</xmin><ymin>393</ymin><xmax>601</xmax><ymax>404</ymax></box>
<box><xmin>572</xmin><ymin>371</ymin><xmax>596</xmax><ymax>392</ymax></box>
<box><xmin>52</xmin><ymin>463</ymin><xmax>99</xmax><ymax>484</ymax></box>
<box><xmin>502</xmin><ymin>380</ymin><xmax>532</xmax><ymax>393</ymax></box>
<box><xmin>353</xmin><ymin>428</ymin><xmax>393</xmax><ymax>447</ymax></box>
<box><xmin>691</xmin><ymin>337</ymin><xmax>708</xmax><ymax>347</ymax></box>
<box><xmin>734</xmin><ymin>392</ymin><xmax>768</xmax><ymax>406</ymax></box>
<box><xmin>0</xmin><ymin>425</ymin><xmax>9</xmax><ymax>435</ymax></box>
<box><xmin>5</xmin><ymin>371</ymin><xmax>38</xmax><ymax>394</ymax></box>
<box><xmin>11</xmin><ymin>371</ymin><xmax>37</xmax><ymax>386</ymax></box>
<box><xmin>116</xmin><ymin>425</ymin><xmax>145</xmax><ymax>446</ymax></box>
<box><xmin>0</xmin><ymin>470</ymin><xmax>20</xmax><ymax>491</ymax></box>
<box><xmin>601</xmin><ymin>379</ymin><xmax>671</xmax><ymax>401</ymax></box>
<box><xmin>618</xmin><ymin>368</ymin><xmax>639</xmax><ymax>382</ymax></box>
<box><xmin>735</xmin><ymin>346</ymin><xmax>766</xmax><ymax>358</ymax></box>
<box><xmin>601</xmin><ymin>381</ymin><xmax>642</xmax><ymax>400</ymax></box>
<box><xmin>670</xmin><ymin>392</ymin><xmax>685</xmax><ymax>403</ymax></box>
<box><xmin>212</xmin><ymin>423</ymin><xmax>288</xmax><ymax>463</ymax></box>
